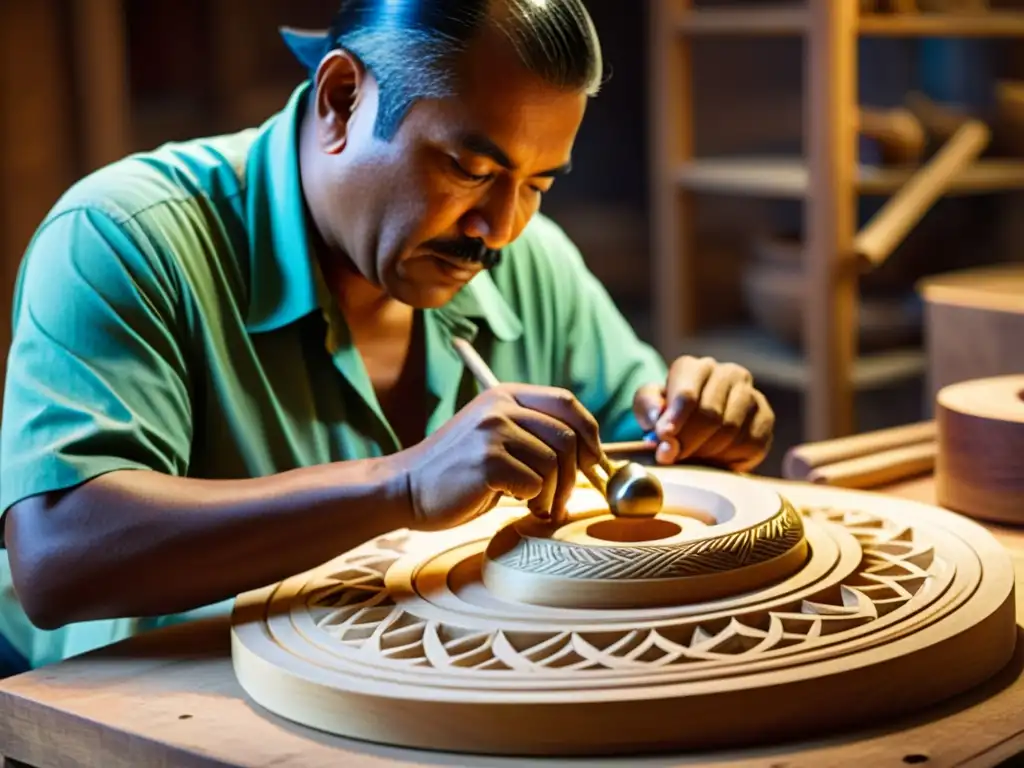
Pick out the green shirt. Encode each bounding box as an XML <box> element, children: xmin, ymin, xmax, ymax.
<box><xmin>0</xmin><ymin>82</ymin><xmax>667</xmax><ymax>669</ymax></box>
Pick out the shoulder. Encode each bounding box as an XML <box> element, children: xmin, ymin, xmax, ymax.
<box><xmin>46</xmin><ymin>129</ymin><xmax>257</xmax><ymax>228</ymax></box>
<box><xmin>18</xmin><ymin>129</ymin><xmax>260</xmax><ymax>309</ymax></box>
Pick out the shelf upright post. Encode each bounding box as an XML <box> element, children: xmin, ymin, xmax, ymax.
<box><xmin>70</xmin><ymin>0</ymin><xmax>129</xmax><ymax>172</ymax></box>
<box><xmin>650</xmin><ymin>0</ymin><xmax>696</xmax><ymax>359</ymax></box>
<box><xmin>804</xmin><ymin>0</ymin><xmax>860</xmax><ymax>441</ymax></box>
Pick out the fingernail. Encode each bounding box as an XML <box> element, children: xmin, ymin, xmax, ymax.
<box><xmin>648</xmin><ymin>407</ymin><xmax>661</xmax><ymax>426</ymax></box>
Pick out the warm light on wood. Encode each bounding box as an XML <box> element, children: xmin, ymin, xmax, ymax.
<box><xmin>230</xmin><ymin>466</ymin><xmax>1017</xmax><ymax>756</ymax></box>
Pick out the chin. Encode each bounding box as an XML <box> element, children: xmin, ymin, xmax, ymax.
<box><xmin>388</xmin><ymin>282</ymin><xmax>464</xmax><ymax>309</ymax></box>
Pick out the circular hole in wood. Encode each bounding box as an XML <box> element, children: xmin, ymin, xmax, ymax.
<box><xmin>902</xmin><ymin>755</ymin><xmax>929</xmax><ymax>764</ymax></box>
<box><xmin>586</xmin><ymin>518</ymin><xmax>682</xmax><ymax>543</ymax></box>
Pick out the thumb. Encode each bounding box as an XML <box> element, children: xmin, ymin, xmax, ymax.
<box><xmin>633</xmin><ymin>383</ymin><xmax>666</xmax><ymax>431</ymax></box>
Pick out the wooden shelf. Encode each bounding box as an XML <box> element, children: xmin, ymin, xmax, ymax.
<box><xmin>676</xmin><ymin>5</ymin><xmax>807</xmax><ymax>36</ymax></box>
<box><xmin>676</xmin><ymin>6</ymin><xmax>1024</xmax><ymax>38</ymax></box>
<box><xmin>859</xmin><ymin>11</ymin><xmax>1024</xmax><ymax>37</ymax></box>
<box><xmin>675</xmin><ymin>326</ymin><xmax>926</xmax><ymax>391</ymax></box>
<box><xmin>676</xmin><ymin>157</ymin><xmax>1024</xmax><ymax>198</ymax></box>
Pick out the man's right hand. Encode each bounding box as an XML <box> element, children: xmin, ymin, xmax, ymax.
<box><xmin>394</xmin><ymin>384</ymin><xmax>604</xmax><ymax>530</ymax></box>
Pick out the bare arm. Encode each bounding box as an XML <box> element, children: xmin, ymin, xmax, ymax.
<box><xmin>5</xmin><ymin>455</ymin><xmax>412</xmax><ymax>630</ymax></box>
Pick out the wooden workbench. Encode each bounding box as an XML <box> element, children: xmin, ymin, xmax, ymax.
<box><xmin>3</xmin><ymin>474</ymin><xmax>1024</xmax><ymax>767</ymax></box>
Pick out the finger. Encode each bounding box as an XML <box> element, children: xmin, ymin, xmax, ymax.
<box><xmin>716</xmin><ymin>390</ymin><xmax>775</xmax><ymax>472</ymax></box>
<box><xmin>698</xmin><ymin>383</ymin><xmax>756</xmax><ymax>457</ymax></box>
<box><xmin>443</xmin><ymin>491</ymin><xmax>504</xmax><ymax>530</ymax></box>
<box><xmin>675</xmin><ymin>410</ymin><xmax>721</xmax><ymax>461</ymax></box>
<box><xmin>658</xmin><ymin>356</ymin><xmax>715</xmax><ymax>439</ymax></box>
<box><xmin>505</xmin><ymin>385</ymin><xmax>603</xmax><ymax>466</ymax></box>
<box><xmin>677</xmin><ymin>363</ymin><xmax>757</xmax><ymax>461</ymax></box>
<box><xmin>748</xmin><ymin>389</ymin><xmax>776</xmax><ymax>445</ymax></box>
<box><xmin>509</xmin><ymin>409</ymin><xmax>579</xmax><ymax>523</ymax></box>
<box><xmin>655</xmin><ymin>435</ymin><xmax>681</xmax><ymax>465</ymax></box>
<box><xmin>633</xmin><ymin>383</ymin><xmax>666</xmax><ymax>431</ymax></box>
<box><xmin>484</xmin><ymin>448</ymin><xmax>546</xmax><ymax>504</ymax></box>
<box><xmin>699</xmin><ymin>363</ymin><xmax>750</xmax><ymax>422</ymax></box>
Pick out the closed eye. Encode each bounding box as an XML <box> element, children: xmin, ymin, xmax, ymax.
<box><xmin>449</xmin><ymin>157</ymin><xmax>492</xmax><ymax>183</ymax></box>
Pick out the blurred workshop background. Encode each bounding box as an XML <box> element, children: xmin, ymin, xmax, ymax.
<box><xmin>2</xmin><ymin>0</ymin><xmax>1024</xmax><ymax>476</ymax></box>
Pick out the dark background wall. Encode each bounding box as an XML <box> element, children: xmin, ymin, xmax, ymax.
<box><xmin>2</xmin><ymin>0</ymin><xmax>1024</xmax><ymax>473</ymax></box>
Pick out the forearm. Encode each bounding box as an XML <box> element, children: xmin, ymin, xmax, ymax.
<box><xmin>6</xmin><ymin>456</ymin><xmax>412</xmax><ymax>628</ymax></box>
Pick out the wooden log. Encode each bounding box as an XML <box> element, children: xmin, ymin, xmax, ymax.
<box><xmin>805</xmin><ymin>441</ymin><xmax>937</xmax><ymax>488</ymax></box>
<box><xmin>854</xmin><ymin>119</ymin><xmax>990</xmax><ymax>267</ymax></box>
<box><xmin>783</xmin><ymin>420</ymin><xmax>937</xmax><ymax>480</ymax></box>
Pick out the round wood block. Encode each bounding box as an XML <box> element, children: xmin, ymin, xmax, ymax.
<box><xmin>936</xmin><ymin>374</ymin><xmax>1024</xmax><ymax>524</ymax></box>
<box><xmin>231</xmin><ymin>468</ymin><xmax>1017</xmax><ymax>757</ymax></box>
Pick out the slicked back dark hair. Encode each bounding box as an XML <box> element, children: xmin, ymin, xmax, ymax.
<box><xmin>282</xmin><ymin>0</ymin><xmax>604</xmax><ymax>140</ymax></box>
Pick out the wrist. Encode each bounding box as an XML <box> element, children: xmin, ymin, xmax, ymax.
<box><xmin>372</xmin><ymin>452</ymin><xmax>422</xmax><ymax>529</ymax></box>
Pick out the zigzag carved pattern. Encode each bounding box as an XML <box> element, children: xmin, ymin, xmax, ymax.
<box><xmin>493</xmin><ymin>502</ymin><xmax>805</xmax><ymax>580</ymax></box>
<box><xmin>307</xmin><ymin>505</ymin><xmax>938</xmax><ymax>672</ymax></box>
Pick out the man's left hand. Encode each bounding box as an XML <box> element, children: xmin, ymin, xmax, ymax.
<box><xmin>633</xmin><ymin>356</ymin><xmax>774</xmax><ymax>473</ymax></box>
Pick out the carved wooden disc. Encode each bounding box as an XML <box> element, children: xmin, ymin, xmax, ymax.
<box><xmin>231</xmin><ymin>468</ymin><xmax>1017</xmax><ymax>757</ymax></box>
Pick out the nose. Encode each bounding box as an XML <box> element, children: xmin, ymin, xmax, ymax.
<box><xmin>461</xmin><ymin>180</ymin><xmax>519</xmax><ymax>250</ymax></box>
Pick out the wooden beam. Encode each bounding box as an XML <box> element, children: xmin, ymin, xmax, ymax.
<box><xmin>650</xmin><ymin>0</ymin><xmax>696</xmax><ymax>358</ymax></box>
<box><xmin>0</xmin><ymin>1</ymin><xmax>76</xmax><ymax>398</ymax></box>
<box><xmin>804</xmin><ymin>0</ymin><xmax>859</xmax><ymax>441</ymax></box>
<box><xmin>70</xmin><ymin>0</ymin><xmax>130</xmax><ymax>171</ymax></box>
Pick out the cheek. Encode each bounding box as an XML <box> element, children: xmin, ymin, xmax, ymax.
<box><xmin>401</xmin><ymin>171</ymin><xmax>476</xmax><ymax>241</ymax></box>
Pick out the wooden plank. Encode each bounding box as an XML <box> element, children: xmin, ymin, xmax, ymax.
<box><xmin>673</xmin><ymin>326</ymin><xmax>926</xmax><ymax>391</ymax></box>
<box><xmin>859</xmin><ymin>11</ymin><xmax>1024</xmax><ymax>37</ymax></box>
<box><xmin>650</xmin><ymin>0</ymin><xmax>695</xmax><ymax>358</ymax></box>
<box><xmin>676</xmin><ymin>157</ymin><xmax>1024</xmax><ymax>198</ymax></box>
<box><xmin>804</xmin><ymin>0</ymin><xmax>859</xmax><ymax>442</ymax></box>
<box><xmin>676</xmin><ymin>5</ymin><xmax>808</xmax><ymax>36</ymax></box>
<box><xmin>675</xmin><ymin>7</ymin><xmax>1024</xmax><ymax>38</ymax></box>
<box><xmin>4</xmin><ymin>497</ymin><xmax>1024</xmax><ymax>767</ymax></box>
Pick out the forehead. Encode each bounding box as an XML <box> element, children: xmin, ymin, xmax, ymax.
<box><xmin>406</xmin><ymin>26</ymin><xmax>588</xmax><ymax>163</ymax></box>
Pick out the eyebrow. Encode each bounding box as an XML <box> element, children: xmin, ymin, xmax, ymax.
<box><xmin>459</xmin><ymin>132</ymin><xmax>573</xmax><ymax>178</ymax></box>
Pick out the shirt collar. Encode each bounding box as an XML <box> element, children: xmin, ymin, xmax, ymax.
<box><xmin>242</xmin><ymin>81</ymin><xmax>523</xmax><ymax>344</ymax></box>
<box><xmin>243</xmin><ymin>82</ymin><xmax>319</xmax><ymax>333</ymax></box>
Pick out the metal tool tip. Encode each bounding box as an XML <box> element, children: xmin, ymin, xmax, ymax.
<box><xmin>606</xmin><ymin>462</ymin><xmax>664</xmax><ymax>518</ymax></box>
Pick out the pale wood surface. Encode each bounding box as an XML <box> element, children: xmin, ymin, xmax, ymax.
<box><xmin>6</xmin><ymin>474</ymin><xmax>1024</xmax><ymax>767</ymax></box>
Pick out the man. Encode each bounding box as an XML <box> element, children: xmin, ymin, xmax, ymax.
<box><xmin>0</xmin><ymin>0</ymin><xmax>773</xmax><ymax>675</ymax></box>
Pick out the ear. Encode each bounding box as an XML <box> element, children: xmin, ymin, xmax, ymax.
<box><xmin>312</xmin><ymin>49</ymin><xmax>366</xmax><ymax>155</ymax></box>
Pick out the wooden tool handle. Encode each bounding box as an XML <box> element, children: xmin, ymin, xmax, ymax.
<box><xmin>783</xmin><ymin>420</ymin><xmax>936</xmax><ymax>481</ymax></box>
<box><xmin>806</xmin><ymin>441</ymin><xmax>937</xmax><ymax>489</ymax></box>
<box><xmin>451</xmin><ymin>337</ymin><xmax>500</xmax><ymax>389</ymax></box>
<box><xmin>451</xmin><ymin>337</ymin><xmax>614</xmax><ymax>491</ymax></box>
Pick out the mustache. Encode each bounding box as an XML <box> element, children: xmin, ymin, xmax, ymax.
<box><xmin>424</xmin><ymin>237</ymin><xmax>503</xmax><ymax>269</ymax></box>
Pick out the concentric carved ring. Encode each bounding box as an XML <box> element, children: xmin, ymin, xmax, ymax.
<box><xmin>482</xmin><ymin>470</ymin><xmax>808</xmax><ymax>608</ymax></box>
<box><xmin>231</xmin><ymin>468</ymin><xmax>1017</xmax><ymax>757</ymax></box>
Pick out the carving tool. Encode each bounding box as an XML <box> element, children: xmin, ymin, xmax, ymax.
<box><xmin>451</xmin><ymin>337</ymin><xmax>664</xmax><ymax>519</ymax></box>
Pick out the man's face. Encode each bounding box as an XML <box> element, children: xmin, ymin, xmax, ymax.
<box><xmin>310</xmin><ymin>26</ymin><xmax>588</xmax><ymax>308</ymax></box>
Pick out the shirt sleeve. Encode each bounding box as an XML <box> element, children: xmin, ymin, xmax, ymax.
<box><xmin>0</xmin><ymin>206</ymin><xmax>193</xmax><ymax>518</ymax></box>
<box><xmin>540</xmin><ymin>218</ymin><xmax>669</xmax><ymax>443</ymax></box>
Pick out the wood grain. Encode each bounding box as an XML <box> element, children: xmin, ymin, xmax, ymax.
<box><xmin>918</xmin><ymin>263</ymin><xmax>1024</xmax><ymax>402</ymax></box>
<box><xmin>936</xmin><ymin>375</ymin><xmax>1024</xmax><ymax>525</ymax></box>
<box><xmin>5</xmin><ymin>474</ymin><xmax>1024</xmax><ymax>766</ymax></box>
